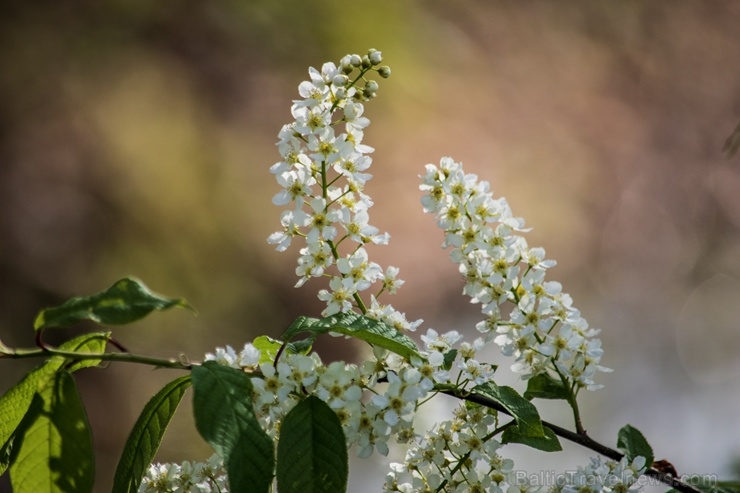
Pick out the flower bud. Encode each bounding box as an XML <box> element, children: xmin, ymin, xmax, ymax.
<box><xmin>350</xmin><ymin>54</ymin><xmax>362</xmax><ymax>67</ymax></box>
<box><xmin>377</xmin><ymin>66</ymin><xmax>391</xmax><ymax>79</ymax></box>
<box><xmin>361</xmin><ymin>55</ymin><xmax>372</xmax><ymax>70</ymax></box>
<box><xmin>332</xmin><ymin>74</ymin><xmax>349</xmax><ymax>87</ymax></box>
<box><xmin>368</xmin><ymin>49</ymin><xmax>383</xmax><ymax>65</ymax></box>
<box><xmin>365</xmin><ymin>80</ymin><xmax>379</xmax><ymax>93</ymax></box>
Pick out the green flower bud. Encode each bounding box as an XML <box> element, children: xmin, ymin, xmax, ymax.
<box><xmin>332</xmin><ymin>74</ymin><xmax>349</xmax><ymax>87</ymax></box>
<box><xmin>362</xmin><ymin>87</ymin><xmax>377</xmax><ymax>99</ymax></box>
<box><xmin>378</xmin><ymin>66</ymin><xmax>391</xmax><ymax>78</ymax></box>
<box><xmin>361</xmin><ymin>55</ymin><xmax>372</xmax><ymax>70</ymax></box>
<box><xmin>368</xmin><ymin>49</ymin><xmax>383</xmax><ymax>65</ymax></box>
<box><xmin>365</xmin><ymin>80</ymin><xmax>379</xmax><ymax>93</ymax></box>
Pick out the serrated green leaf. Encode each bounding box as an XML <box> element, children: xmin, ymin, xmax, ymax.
<box><xmin>502</xmin><ymin>425</ymin><xmax>562</xmax><ymax>452</ymax></box>
<box><xmin>617</xmin><ymin>424</ymin><xmax>654</xmax><ymax>467</ymax></box>
<box><xmin>0</xmin><ymin>332</ymin><xmax>110</xmax><ymax>476</ymax></box>
<box><xmin>112</xmin><ymin>375</ymin><xmax>192</xmax><ymax>493</ymax></box>
<box><xmin>192</xmin><ymin>362</ymin><xmax>274</xmax><ymax>493</ymax></box>
<box><xmin>281</xmin><ymin>312</ymin><xmax>421</xmax><ymax>361</ymax></box>
<box><xmin>9</xmin><ymin>371</ymin><xmax>94</xmax><ymax>493</ymax></box>
<box><xmin>34</xmin><ymin>277</ymin><xmax>193</xmax><ymax>331</ymax></box>
<box><xmin>473</xmin><ymin>382</ymin><xmax>545</xmax><ymax>438</ymax></box>
<box><xmin>523</xmin><ymin>373</ymin><xmax>570</xmax><ymax>401</ymax></box>
<box><xmin>276</xmin><ymin>396</ymin><xmax>348</xmax><ymax>493</ymax></box>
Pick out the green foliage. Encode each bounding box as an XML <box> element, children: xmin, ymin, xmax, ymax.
<box><xmin>34</xmin><ymin>277</ymin><xmax>193</xmax><ymax>331</ymax></box>
<box><xmin>473</xmin><ymin>382</ymin><xmax>562</xmax><ymax>452</ymax></box>
<box><xmin>191</xmin><ymin>362</ymin><xmax>274</xmax><ymax>493</ymax></box>
<box><xmin>0</xmin><ymin>332</ymin><xmax>109</xmax><ymax>476</ymax></box>
<box><xmin>524</xmin><ymin>373</ymin><xmax>570</xmax><ymax>401</ymax></box>
<box><xmin>253</xmin><ymin>335</ymin><xmax>312</xmax><ymax>365</ymax></box>
<box><xmin>281</xmin><ymin>312</ymin><xmax>421</xmax><ymax>361</ymax></box>
<box><xmin>617</xmin><ymin>424</ymin><xmax>654</xmax><ymax>467</ymax></box>
<box><xmin>473</xmin><ymin>382</ymin><xmax>544</xmax><ymax>438</ymax></box>
<box><xmin>502</xmin><ymin>425</ymin><xmax>562</xmax><ymax>452</ymax></box>
<box><xmin>9</xmin><ymin>371</ymin><xmax>94</xmax><ymax>493</ymax></box>
<box><xmin>276</xmin><ymin>396</ymin><xmax>348</xmax><ymax>493</ymax></box>
<box><xmin>442</xmin><ymin>349</ymin><xmax>458</xmax><ymax>371</ymax></box>
<box><xmin>112</xmin><ymin>375</ymin><xmax>192</xmax><ymax>493</ymax></box>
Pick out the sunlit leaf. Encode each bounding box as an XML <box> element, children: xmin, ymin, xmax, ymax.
<box><xmin>9</xmin><ymin>371</ymin><xmax>94</xmax><ymax>493</ymax></box>
<box><xmin>253</xmin><ymin>335</ymin><xmax>312</xmax><ymax>365</ymax></box>
<box><xmin>0</xmin><ymin>332</ymin><xmax>109</xmax><ymax>476</ymax></box>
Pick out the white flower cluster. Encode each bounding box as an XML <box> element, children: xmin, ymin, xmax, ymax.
<box><xmin>204</xmin><ymin>343</ymin><xmax>430</xmax><ymax>459</ymax></box>
<box><xmin>138</xmin><ymin>454</ymin><xmax>226</xmax><ymax>493</ymax></box>
<box><xmin>267</xmin><ymin>49</ymin><xmax>412</xmax><ymax>321</ymax></box>
<box><xmin>555</xmin><ymin>456</ymin><xmax>647</xmax><ymax>493</ymax></box>
<box><xmin>139</xmin><ymin>51</ymin><xmax>653</xmax><ymax>493</ymax></box>
<box><xmin>420</xmin><ymin>157</ymin><xmax>610</xmax><ymax>391</ymax></box>
<box><xmin>383</xmin><ymin>403</ymin><xmax>529</xmax><ymax>493</ymax></box>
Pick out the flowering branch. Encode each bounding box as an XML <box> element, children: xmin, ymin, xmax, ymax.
<box><xmin>446</xmin><ymin>388</ymin><xmax>703</xmax><ymax>493</ymax></box>
<box><xmin>3</xmin><ymin>50</ymin><xmax>723</xmax><ymax>493</ymax></box>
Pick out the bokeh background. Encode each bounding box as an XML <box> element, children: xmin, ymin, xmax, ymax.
<box><xmin>2</xmin><ymin>1</ymin><xmax>740</xmax><ymax>491</ymax></box>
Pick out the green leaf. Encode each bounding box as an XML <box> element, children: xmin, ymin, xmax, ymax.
<box><xmin>0</xmin><ymin>332</ymin><xmax>110</xmax><ymax>476</ymax></box>
<box><xmin>473</xmin><ymin>382</ymin><xmax>545</xmax><ymax>438</ymax></box>
<box><xmin>112</xmin><ymin>375</ymin><xmax>192</xmax><ymax>493</ymax></box>
<box><xmin>502</xmin><ymin>425</ymin><xmax>562</xmax><ymax>452</ymax></box>
<box><xmin>34</xmin><ymin>277</ymin><xmax>193</xmax><ymax>331</ymax></box>
<box><xmin>523</xmin><ymin>373</ymin><xmax>570</xmax><ymax>401</ymax></box>
<box><xmin>192</xmin><ymin>362</ymin><xmax>274</xmax><ymax>493</ymax></box>
<box><xmin>9</xmin><ymin>371</ymin><xmax>94</xmax><ymax>493</ymax></box>
<box><xmin>253</xmin><ymin>335</ymin><xmax>312</xmax><ymax>366</ymax></box>
<box><xmin>442</xmin><ymin>349</ymin><xmax>458</xmax><ymax>371</ymax></box>
<box><xmin>62</xmin><ymin>332</ymin><xmax>110</xmax><ymax>372</ymax></box>
<box><xmin>276</xmin><ymin>396</ymin><xmax>348</xmax><ymax>493</ymax></box>
<box><xmin>617</xmin><ymin>424</ymin><xmax>654</xmax><ymax>467</ymax></box>
<box><xmin>281</xmin><ymin>312</ymin><xmax>421</xmax><ymax>361</ymax></box>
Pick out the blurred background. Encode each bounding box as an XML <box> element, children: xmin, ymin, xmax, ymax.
<box><xmin>1</xmin><ymin>1</ymin><xmax>740</xmax><ymax>491</ymax></box>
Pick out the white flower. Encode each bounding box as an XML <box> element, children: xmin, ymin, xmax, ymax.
<box><xmin>420</xmin><ymin>328</ymin><xmax>462</xmax><ymax>353</ymax></box>
<box><xmin>317</xmin><ymin>276</ymin><xmax>357</xmax><ymax>315</ymax></box>
<box><xmin>337</xmin><ymin>247</ymin><xmax>382</xmax><ymax>291</ymax></box>
<box><xmin>238</xmin><ymin>343</ymin><xmax>261</xmax><ymax>368</ymax></box>
<box><xmin>271</xmin><ymin>168</ymin><xmax>316</xmax><ymax>207</ymax></box>
<box><xmin>315</xmin><ymin>361</ymin><xmax>362</xmax><ymax>409</ymax></box>
<box><xmin>203</xmin><ymin>345</ymin><xmax>239</xmax><ymax>367</ymax></box>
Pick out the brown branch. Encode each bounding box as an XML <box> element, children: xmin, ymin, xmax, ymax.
<box><xmin>442</xmin><ymin>389</ymin><xmax>703</xmax><ymax>493</ymax></box>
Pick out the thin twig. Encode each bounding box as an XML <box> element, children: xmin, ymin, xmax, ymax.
<box><xmin>1</xmin><ymin>346</ymin><xmax>194</xmax><ymax>370</ymax></box>
<box><xmin>442</xmin><ymin>389</ymin><xmax>703</xmax><ymax>493</ymax></box>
